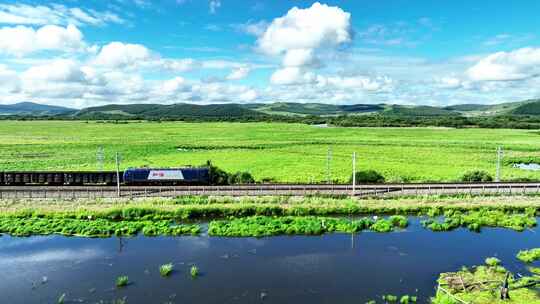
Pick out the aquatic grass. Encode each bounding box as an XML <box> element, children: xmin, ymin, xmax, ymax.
<box><xmin>112</xmin><ymin>298</ymin><xmax>127</xmax><ymax>304</ymax></box>
<box><xmin>57</xmin><ymin>293</ymin><xmax>66</xmax><ymax>304</ymax></box>
<box><xmin>484</xmin><ymin>257</ymin><xmax>501</xmax><ymax>267</ymax></box>
<box><xmin>422</xmin><ymin>209</ymin><xmax>537</xmax><ymax>232</ymax></box>
<box><xmin>190</xmin><ymin>265</ymin><xmax>199</xmax><ymax>278</ymax></box>
<box><xmin>0</xmin><ymin>217</ymin><xmax>200</xmax><ymax>237</ymax></box>
<box><xmin>529</xmin><ymin>267</ymin><xmax>540</xmax><ymax>275</ymax></box>
<box><xmin>399</xmin><ymin>295</ymin><xmax>417</xmax><ymax>303</ymax></box>
<box><xmin>208</xmin><ymin>215</ymin><xmax>408</xmax><ymax>237</ymax></box>
<box><xmin>115</xmin><ymin>276</ymin><xmax>129</xmax><ymax>288</ymax></box>
<box><xmin>517</xmin><ymin>248</ymin><xmax>540</xmax><ymax>263</ymax></box>
<box><xmin>159</xmin><ymin>263</ymin><xmax>174</xmax><ymax>277</ymax></box>
<box><xmin>382</xmin><ymin>294</ymin><xmax>398</xmax><ymax>302</ymax></box>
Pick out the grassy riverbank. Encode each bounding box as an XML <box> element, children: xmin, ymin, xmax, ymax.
<box><xmin>2</xmin><ymin>194</ymin><xmax>540</xmax><ymax>219</ymax></box>
<box><xmin>0</xmin><ymin>194</ymin><xmax>538</xmax><ymax>238</ymax></box>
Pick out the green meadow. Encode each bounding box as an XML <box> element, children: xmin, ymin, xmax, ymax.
<box><xmin>0</xmin><ymin>121</ymin><xmax>539</xmax><ymax>183</ymax></box>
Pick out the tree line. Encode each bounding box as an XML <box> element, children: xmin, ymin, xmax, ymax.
<box><xmin>2</xmin><ymin>113</ymin><xmax>540</xmax><ymax>129</ymax></box>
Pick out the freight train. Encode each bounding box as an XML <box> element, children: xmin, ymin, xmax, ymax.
<box><xmin>0</xmin><ymin>167</ymin><xmax>210</xmax><ymax>186</ymax></box>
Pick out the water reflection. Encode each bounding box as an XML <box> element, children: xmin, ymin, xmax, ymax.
<box><xmin>0</xmin><ymin>247</ymin><xmax>103</xmax><ymax>264</ymax></box>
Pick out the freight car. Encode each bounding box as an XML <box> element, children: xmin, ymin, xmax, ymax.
<box><xmin>0</xmin><ymin>171</ymin><xmax>120</xmax><ymax>186</ymax></box>
<box><xmin>0</xmin><ymin>167</ymin><xmax>210</xmax><ymax>186</ymax></box>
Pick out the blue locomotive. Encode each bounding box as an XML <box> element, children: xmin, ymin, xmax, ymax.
<box><xmin>123</xmin><ymin>167</ymin><xmax>210</xmax><ymax>185</ymax></box>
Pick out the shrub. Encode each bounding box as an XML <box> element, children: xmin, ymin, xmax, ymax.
<box><xmin>349</xmin><ymin>170</ymin><xmax>385</xmax><ymax>184</ymax></box>
<box><xmin>205</xmin><ymin>161</ymin><xmax>255</xmax><ymax>185</ymax></box>
<box><xmin>228</xmin><ymin>171</ymin><xmax>255</xmax><ymax>184</ymax></box>
<box><xmin>206</xmin><ymin>161</ymin><xmax>230</xmax><ymax>185</ymax></box>
<box><xmin>461</xmin><ymin>170</ymin><xmax>493</xmax><ymax>182</ymax></box>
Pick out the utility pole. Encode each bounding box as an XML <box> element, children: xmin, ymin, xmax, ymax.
<box><xmin>496</xmin><ymin>146</ymin><xmax>503</xmax><ymax>182</ymax></box>
<box><xmin>352</xmin><ymin>152</ymin><xmax>356</xmax><ymax>197</ymax></box>
<box><xmin>326</xmin><ymin>146</ymin><xmax>332</xmax><ymax>184</ymax></box>
<box><xmin>116</xmin><ymin>152</ymin><xmax>121</xmax><ymax>197</ymax></box>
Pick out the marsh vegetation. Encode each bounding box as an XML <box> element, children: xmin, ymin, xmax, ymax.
<box><xmin>433</xmin><ymin>257</ymin><xmax>540</xmax><ymax>303</ymax></box>
<box><xmin>0</xmin><ymin>195</ymin><xmax>537</xmax><ymax>238</ymax></box>
<box><xmin>0</xmin><ymin>217</ymin><xmax>200</xmax><ymax>237</ymax></box>
<box><xmin>207</xmin><ymin>215</ymin><xmax>408</xmax><ymax>237</ymax></box>
<box><xmin>517</xmin><ymin>248</ymin><xmax>540</xmax><ymax>263</ymax></box>
<box><xmin>421</xmin><ymin>209</ymin><xmax>537</xmax><ymax>232</ymax></box>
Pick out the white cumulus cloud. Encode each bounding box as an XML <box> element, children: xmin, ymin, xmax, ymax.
<box><xmin>0</xmin><ymin>64</ymin><xmax>20</xmax><ymax>93</ymax></box>
<box><xmin>158</xmin><ymin>76</ymin><xmax>190</xmax><ymax>94</ymax></box>
<box><xmin>434</xmin><ymin>77</ymin><xmax>466</xmax><ymax>89</ymax></box>
<box><xmin>93</xmin><ymin>42</ymin><xmax>153</xmax><ymax>69</ymax></box>
<box><xmin>271</xmin><ymin>67</ymin><xmax>315</xmax><ymax>85</ymax></box>
<box><xmin>226</xmin><ymin>66</ymin><xmax>251</xmax><ymax>80</ymax></box>
<box><xmin>258</xmin><ymin>2</ymin><xmax>352</xmax><ymax>85</ymax></box>
<box><xmin>258</xmin><ymin>2</ymin><xmax>352</xmax><ymax>56</ymax></box>
<box><xmin>322</xmin><ymin>75</ymin><xmax>394</xmax><ymax>91</ymax></box>
<box><xmin>282</xmin><ymin>48</ymin><xmax>317</xmax><ymax>67</ymax></box>
<box><xmin>0</xmin><ymin>24</ymin><xmax>85</xmax><ymax>56</ymax></box>
<box><xmin>22</xmin><ymin>59</ymin><xmax>88</xmax><ymax>83</ymax></box>
<box><xmin>467</xmin><ymin>47</ymin><xmax>540</xmax><ymax>81</ymax></box>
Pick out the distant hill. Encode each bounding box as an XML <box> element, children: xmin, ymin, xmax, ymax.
<box><xmin>443</xmin><ymin>100</ymin><xmax>536</xmax><ymax>116</ymax></box>
<box><xmin>511</xmin><ymin>100</ymin><xmax>540</xmax><ymax>115</ymax></box>
<box><xmin>243</xmin><ymin>102</ymin><xmax>383</xmax><ymax>116</ymax></box>
<box><xmin>2</xmin><ymin>99</ymin><xmax>540</xmax><ymax>121</ymax></box>
<box><xmin>0</xmin><ymin>102</ymin><xmax>75</xmax><ymax>115</ymax></box>
<box><xmin>245</xmin><ymin>101</ymin><xmax>540</xmax><ymax>117</ymax></box>
<box><xmin>444</xmin><ymin>104</ymin><xmax>492</xmax><ymax>112</ymax></box>
<box><xmin>74</xmin><ymin>103</ymin><xmax>267</xmax><ymax>120</ymax></box>
<box><xmin>382</xmin><ymin>105</ymin><xmax>459</xmax><ymax>116</ymax></box>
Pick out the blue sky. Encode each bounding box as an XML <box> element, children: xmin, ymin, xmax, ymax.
<box><xmin>0</xmin><ymin>0</ymin><xmax>540</xmax><ymax>108</ymax></box>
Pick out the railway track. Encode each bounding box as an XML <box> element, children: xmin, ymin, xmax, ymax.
<box><xmin>1</xmin><ymin>182</ymin><xmax>540</xmax><ymax>199</ymax></box>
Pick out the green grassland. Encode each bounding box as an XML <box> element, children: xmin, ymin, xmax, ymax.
<box><xmin>1</xmin><ymin>121</ymin><xmax>539</xmax><ymax>183</ymax></box>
